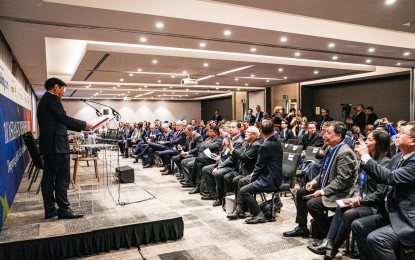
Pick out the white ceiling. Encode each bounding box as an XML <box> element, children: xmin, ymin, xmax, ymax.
<box><xmin>0</xmin><ymin>0</ymin><xmax>414</xmax><ymax>101</ymax></box>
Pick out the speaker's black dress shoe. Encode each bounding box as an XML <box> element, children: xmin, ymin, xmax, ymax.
<box><xmin>227</xmin><ymin>209</ymin><xmax>246</xmax><ymax>219</ymax></box>
<box><xmin>58</xmin><ymin>208</ymin><xmax>84</xmax><ymax>219</ymax></box>
<box><xmin>307</xmin><ymin>238</ymin><xmax>333</xmax><ymax>255</ymax></box>
<box><xmin>45</xmin><ymin>208</ymin><xmax>58</xmax><ymax>219</ymax></box>
<box><xmin>245</xmin><ymin>212</ymin><xmax>267</xmax><ymax>224</ymax></box>
<box><xmin>283</xmin><ymin>226</ymin><xmax>310</xmax><ymax>237</ymax></box>
<box><xmin>201</xmin><ymin>194</ymin><xmax>217</xmax><ymax>200</ymax></box>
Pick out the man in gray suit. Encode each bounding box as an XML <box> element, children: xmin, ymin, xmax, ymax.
<box><xmin>283</xmin><ymin>121</ymin><xmax>358</xmax><ymax>238</ymax></box>
<box><xmin>352</xmin><ymin>122</ymin><xmax>415</xmax><ymax>260</ymax></box>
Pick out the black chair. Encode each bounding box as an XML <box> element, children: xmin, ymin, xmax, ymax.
<box><xmin>287</xmin><ymin>138</ymin><xmax>299</xmax><ymax>145</ymax></box>
<box><xmin>303</xmin><ymin>146</ymin><xmax>320</xmax><ymax>162</ymax></box>
<box><xmin>22</xmin><ymin>132</ymin><xmax>44</xmax><ymax>194</ymax></box>
<box><xmin>281</xmin><ymin>152</ymin><xmax>300</xmax><ymax>201</ymax></box>
<box><xmin>281</xmin><ymin>143</ymin><xmax>293</xmax><ymax>153</ymax></box>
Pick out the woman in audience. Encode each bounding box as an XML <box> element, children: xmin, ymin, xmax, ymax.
<box><xmin>307</xmin><ymin>130</ymin><xmax>390</xmax><ymax>259</ymax></box>
<box><xmin>272</xmin><ymin>106</ymin><xmax>284</xmax><ymax>130</ymax></box>
<box><xmin>364</xmin><ymin>124</ymin><xmax>374</xmax><ymax>137</ymax></box>
<box><xmin>291</xmin><ymin>109</ymin><xmax>307</xmax><ymax>136</ymax></box>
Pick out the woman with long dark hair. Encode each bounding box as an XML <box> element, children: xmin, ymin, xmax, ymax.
<box><xmin>307</xmin><ymin>130</ymin><xmax>390</xmax><ymax>259</ymax></box>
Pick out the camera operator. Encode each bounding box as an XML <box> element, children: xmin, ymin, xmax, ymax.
<box><xmin>346</xmin><ymin>104</ymin><xmax>366</xmax><ymax>134</ymax></box>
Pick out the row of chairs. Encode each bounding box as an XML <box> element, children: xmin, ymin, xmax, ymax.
<box><xmin>281</xmin><ymin>143</ymin><xmax>303</xmax><ymax>154</ymax></box>
<box><xmin>278</xmin><ymin>136</ymin><xmax>303</xmax><ymax>145</ymax></box>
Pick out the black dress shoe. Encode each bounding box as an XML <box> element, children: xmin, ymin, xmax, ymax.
<box><xmin>200</xmin><ymin>191</ymin><xmax>209</xmax><ymax>197</ymax></box>
<box><xmin>133</xmin><ymin>158</ymin><xmax>138</xmax><ymax>163</ymax></box>
<box><xmin>245</xmin><ymin>212</ymin><xmax>267</xmax><ymax>224</ymax></box>
<box><xmin>189</xmin><ymin>187</ymin><xmax>200</xmax><ymax>194</ymax></box>
<box><xmin>307</xmin><ymin>238</ymin><xmax>333</xmax><ymax>255</ymax></box>
<box><xmin>212</xmin><ymin>200</ymin><xmax>222</xmax><ymax>207</ymax></box>
<box><xmin>227</xmin><ymin>209</ymin><xmax>246</xmax><ymax>219</ymax></box>
<box><xmin>181</xmin><ymin>182</ymin><xmax>195</xmax><ymax>188</ymax></box>
<box><xmin>161</xmin><ymin>169</ymin><xmax>172</xmax><ymax>175</ymax></box>
<box><xmin>159</xmin><ymin>165</ymin><xmax>170</xmax><ymax>172</ymax></box>
<box><xmin>58</xmin><ymin>208</ymin><xmax>84</xmax><ymax>219</ymax></box>
<box><xmin>324</xmin><ymin>248</ymin><xmax>338</xmax><ymax>260</ymax></box>
<box><xmin>201</xmin><ymin>194</ymin><xmax>217</xmax><ymax>200</ymax></box>
<box><xmin>283</xmin><ymin>226</ymin><xmax>310</xmax><ymax>237</ymax></box>
<box><xmin>45</xmin><ymin>208</ymin><xmax>58</xmax><ymax>219</ymax></box>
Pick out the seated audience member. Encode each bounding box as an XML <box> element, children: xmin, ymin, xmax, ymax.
<box><xmin>352</xmin><ymin>122</ymin><xmax>415</xmax><ymax>260</ymax></box>
<box><xmin>132</xmin><ymin>123</ymin><xmax>160</xmax><ymax>158</ymax></box>
<box><xmin>285</xmin><ymin>108</ymin><xmax>296</xmax><ymax>130</ymax></box>
<box><xmin>318</xmin><ymin>108</ymin><xmax>334</xmax><ymax>131</ymax></box>
<box><xmin>223</xmin><ymin>126</ymin><xmax>261</xmax><ymax>201</ymax></box>
<box><xmin>308</xmin><ymin>130</ymin><xmax>390</xmax><ymax>259</ymax></box>
<box><xmin>279</xmin><ymin>119</ymin><xmax>295</xmax><ymax>143</ymax></box>
<box><xmin>296</xmin><ymin>121</ymin><xmax>308</xmax><ymax>137</ymax></box>
<box><xmin>133</xmin><ymin>123</ymin><xmax>173</xmax><ymax>164</ymax></box>
<box><xmin>118</xmin><ymin>122</ymin><xmax>135</xmax><ymax>158</ymax></box>
<box><xmin>291</xmin><ymin>109</ymin><xmax>308</xmax><ymax>135</ymax></box>
<box><xmin>346</xmin><ymin>126</ymin><xmax>366</xmax><ymax>149</ymax></box>
<box><xmin>272</xmin><ymin>106</ymin><xmax>284</xmax><ymax>130</ymax></box>
<box><xmin>201</xmin><ymin>121</ymin><xmax>244</xmax><ymax>205</ymax></box>
<box><xmin>180</xmin><ymin>126</ymin><xmax>222</xmax><ymax>188</ymax></box>
<box><xmin>364</xmin><ymin>124</ymin><xmax>375</xmax><ymax>137</ymax></box>
<box><xmin>245</xmin><ymin>108</ymin><xmax>256</xmax><ymax>126</ymax></box>
<box><xmin>374</xmin><ymin>117</ymin><xmax>397</xmax><ymax>138</ymax></box>
<box><xmin>195</xmin><ymin>120</ymin><xmax>207</xmax><ymax>139</ymax></box>
<box><xmin>300</xmin><ymin>121</ymin><xmax>324</xmax><ymax>150</ymax></box>
<box><xmin>283</xmin><ymin>121</ymin><xmax>358</xmax><ymax>238</ymax></box>
<box><xmin>173</xmin><ymin>125</ymin><xmax>204</xmax><ymax>178</ymax></box>
<box><xmin>156</xmin><ymin>121</ymin><xmax>186</xmax><ymax>171</ymax></box>
<box><xmin>227</xmin><ymin>120</ymin><xmax>283</xmax><ymax>224</ymax></box>
<box><xmin>187</xmin><ymin>126</ymin><xmax>223</xmax><ymax>194</ymax></box>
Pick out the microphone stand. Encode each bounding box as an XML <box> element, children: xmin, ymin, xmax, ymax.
<box><xmin>81</xmin><ymin>99</ymin><xmax>103</xmax><ymax>117</ymax></box>
<box><xmin>84</xmin><ymin>99</ymin><xmax>121</xmax><ymax>121</ymax></box>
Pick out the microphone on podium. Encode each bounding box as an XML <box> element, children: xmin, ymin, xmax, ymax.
<box><xmin>81</xmin><ymin>99</ymin><xmax>102</xmax><ymax>117</ymax></box>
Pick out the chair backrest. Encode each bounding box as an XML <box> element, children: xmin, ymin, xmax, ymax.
<box><xmin>290</xmin><ymin>144</ymin><xmax>303</xmax><ymax>154</ymax></box>
<box><xmin>282</xmin><ymin>143</ymin><xmax>293</xmax><ymax>153</ymax></box>
<box><xmin>22</xmin><ymin>132</ymin><xmax>44</xmax><ymax>170</ymax></box>
<box><xmin>304</xmin><ymin>146</ymin><xmax>320</xmax><ymax>162</ymax></box>
<box><xmin>278</xmin><ymin>137</ymin><xmax>285</xmax><ymax>143</ymax></box>
<box><xmin>282</xmin><ymin>152</ymin><xmax>300</xmax><ymax>186</ymax></box>
<box><xmin>287</xmin><ymin>138</ymin><xmax>298</xmax><ymax>145</ymax></box>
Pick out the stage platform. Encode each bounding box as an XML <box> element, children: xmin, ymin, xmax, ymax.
<box><xmin>0</xmin><ymin>151</ymin><xmax>184</xmax><ymax>260</ymax></box>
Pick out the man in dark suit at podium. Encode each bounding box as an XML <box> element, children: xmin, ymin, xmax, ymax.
<box><xmin>37</xmin><ymin>78</ymin><xmax>93</xmax><ymax>220</ymax></box>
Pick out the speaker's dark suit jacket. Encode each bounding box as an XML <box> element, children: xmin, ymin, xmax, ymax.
<box><xmin>251</xmin><ymin>135</ymin><xmax>283</xmax><ymax>191</ymax></box>
<box><xmin>364</xmin><ymin>152</ymin><xmax>415</xmax><ymax>247</ymax></box>
<box><xmin>37</xmin><ymin>92</ymin><xmax>86</xmax><ymax>155</ymax></box>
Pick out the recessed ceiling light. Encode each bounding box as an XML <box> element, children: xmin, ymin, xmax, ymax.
<box><xmin>170</xmin><ymin>86</ymin><xmax>173</xmax><ymax>89</ymax></box>
<box><xmin>144</xmin><ymin>85</ymin><xmax>148</xmax><ymax>88</ymax></box>
<box><xmin>171</xmin><ymin>97</ymin><xmax>173</xmax><ymax>99</ymax></box>
<box><xmin>151</xmin><ymin>97</ymin><xmax>154</xmax><ymax>99</ymax></box>
<box><xmin>85</xmin><ymin>85</ymin><xmax>90</xmax><ymax>88</ymax></box>
<box><xmin>120</xmin><ymin>78</ymin><xmax>124</xmax><ymax>82</ymax></box>
<box><xmin>203</xmin><ymin>63</ymin><xmax>209</xmax><ymax>67</ymax></box>
<box><xmin>117</xmin><ymin>84</ymin><xmax>120</xmax><ymax>87</ymax></box>
<box><xmin>185</xmin><ymin>94</ymin><xmax>188</xmax><ymax>96</ymax></box>
<box><xmin>186</xmin><ymin>88</ymin><xmax>189</xmax><ymax>91</ymax></box>
<box><xmin>368</xmin><ymin>48</ymin><xmax>375</xmax><ymax>53</ymax></box>
<box><xmin>196</xmin><ymin>93</ymin><xmax>198</xmax><ymax>95</ymax></box>
<box><xmin>266</xmin><ymin>80</ymin><xmax>270</xmax><ymax>83</ymax></box>
<box><xmin>314</xmin><ymin>71</ymin><xmax>319</xmax><ymax>75</ymax></box>
<box><xmin>396</xmin><ymin>62</ymin><xmax>401</xmax><ymax>66</ymax></box>
<box><xmin>403</xmin><ymin>52</ymin><xmax>411</xmax><ymax>56</ymax></box>
<box><xmin>99</xmin><ymin>90</ymin><xmax>102</xmax><ymax>93</ymax></box>
<box><xmin>183</xmin><ymin>70</ymin><xmax>187</xmax><ymax>74</ymax></box>
<box><xmin>139</xmin><ymin>87</ymin><xmax>142</xmax><ymax>90</ymax></box>
<box><xmin>235</xmin><ymin>78</ymin><xmax>239</xmax><ymax>81</ymax></box>
<box><xmin>284</xmin><ymin>76</ymin><xmax>288</xmax><ymax>79</ymax></box>
<box><xmin>128</xmin><ymin>91</ymin><xmax>130</xmax><ymax>94</ymax></box>
<box><xmin>155</xmin><ymin>22</ymin><xmax>164</xmax><ymax>28</ymax></box>
<box><xmin>179</xmin><ymin>96</ymin><xmax>182</xmax><ymax>98</ymax></box>
<box><xmin>280</xmin><ymin>37</ymin><xmax>287</xmax><ymax>42</ymax></box>
<box><xmin>250</xmin><ymin>47</ymin><xmax>257</xmax><ymax>52</ymax></box>
<box><xmin>216</xmin><ymin>82</ymin><xmax>219</xmax><ymax>85</ymax></box>
<box><xmin>245</xmin><ymin>83</ymin><xmax>248</xmax><ymax>86</ymax></box>
<box><xmin>171</xmin><ymin>75</ymin><xmax>175</xmax><ymax>78</ymax></box>
<box><xmin>328</xmin><ymin>43</ymin><xmax>335</xmax><ymax>48</ymax></box>
<box><xmin>163</xmin><ymin>94</ymin><xmax>166</xmax><ymax>96</ymax></box>
<box><xmin>278</xmin><ymin>68</ymin><xmax>283</xmax><ymax>72</ymax></box>
<box><xmin>224</xmin><ymin>30</ymin><xmax>231</xmax><ymax>36</ymax></box>
<box><xmin>158</xmin><ymin>95</ymin><xmax>160</xmax><ymax>97</ymax></box>
<box><xmin>158</xmin><ymin>80</ymin><xmax>161</xmax><ymax>83</ymax></box>
<box><xmin>385</xmin><ymin>0</ymin><xmax>396</xmax><ymax>5</ymax></box>
<box><xmin>137</xmin><ymin>68</ymin><xmax>142</xmax><ymax>72</ymax></box>
<box><xmin>294</xmin><ymin>52</ymin><xmax>301</xmax><ymax>57</ymax></box>
<box><xmin>199</xmin><ymin>42</ymin><xmax>206</xmax><ymax>48</ymax></box>
<box><xmin>216</xmin><ymin>87</ymin><xmax>219</xmax><ymax>90</ymax></box>
<box><xmin>366</xmin><ymin>59</ymin><xmax>372</xmax><ymax>63</ymax></box>
<box><xmin>129</xmin><ymin>73</ymin><xmax>133</xmax><ymax>77</ymax></box>
<box><xmin>139</xmin><ymin>37</ymin><xmax>147</xmax><ymax>43</ymax></box>
<box><xmin>113</xmin><ymin>86</ymin><xmax>116</xmax><ymax>89</ymax></box>
<box><xmin>251</xmin><ymin>74</ymin><xmax>255</xmax><ymax>77</ymax></box>
<box><xmin>152</xmin><ymin>59</ymin><xmax>158</xmax><ymax>64</ymax></box>
<box><xmin>332</xmin><ymin>56</ymin><xmax>338</xmax><ymax>60</ymax></box>
<box><xmin>237</xmin><ymin>88</ymin><xmax>240</xmax><ymax>91</ymax></box>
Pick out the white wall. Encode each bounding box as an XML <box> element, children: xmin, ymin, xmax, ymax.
<box><xmin>62</xmin><ymin>100</ymin><xmax>201</xmax><ymax>126</ymax></box>
<box><xmin>248</xmin><ymin>90</ymin><xmax>265</xmax><ymax>112</ymax></box>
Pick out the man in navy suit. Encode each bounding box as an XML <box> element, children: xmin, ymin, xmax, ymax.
<box><xmin>352</xmin><ymin>122</ymin><xmax>415</xmax><ymax>260</ymax></box>
<box><xmin>227</xmin><ymin>120</ymin><xmax>283</xmax><ymax>224</ymax></box>
<box><xmin>279</xmin><ymin>119</ymin><xmax>295</xmax><ymax>142</ymax></box>
<box><xmin>37</xmin><ymin>78</ymin><xmax>93</xmax><ymax>219</ymax></box>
